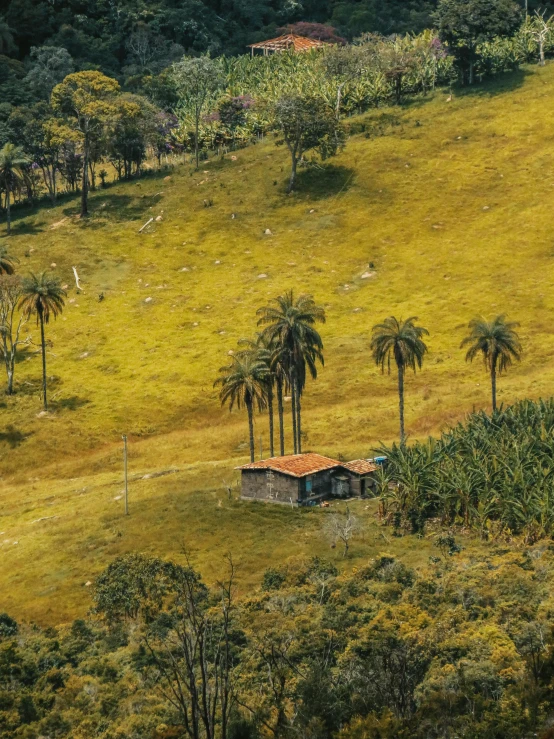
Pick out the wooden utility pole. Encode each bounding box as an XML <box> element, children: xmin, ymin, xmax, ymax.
<box><xmin>122</xmin><ymin>434</ymin><xmax>129</xmax><ymax>515</ymax></box>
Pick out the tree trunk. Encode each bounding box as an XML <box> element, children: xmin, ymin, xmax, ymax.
<box><xmin>5</xmin><ymin>184</ymin><xmax>10</xmax><ymax>235</ymax></box>
<box><xmin>539</xmin><ymin>40</ymin><xmax>545</xmax><ymax>66</ymax></box>
<box><xmin>39</xmin><ymin>310</ymin><xmax>48</xmax><ymax>411</ymax></box>
<box><xmin>277</xmin><ymin>376</ymin><xmax>285</xmax><ymax>456</ymax></box>
<box><xmin>246</xmin><ymin>397</ymin><xmax>255</xmax><ymax>462</ymax></box>
<box><xmin>81</xmin><ymin>139</ymin><xmax>89</xmax><ymax>217</ymax></box>
<box><xmin>296</xmin><ymin>388</ymin><xmax>302</xmax><ymax>454</ymax></box>
<box><xmin>195</xmin><ymin>112</ymin><xmax>200</xmax><ymax>170</ymax></box>
<box><xmin>287</xmin><ymin>155</ymin><xmax>297</xmax><ymax>194</ymax></box>
<box><xmin>268</xmin><ymin>383</ymin><xmax>274</xmax><ymax>458</ymax></box>
<box><xmin>469</xmin><ymin>59</ymin><xmax>474</xmax><ymax>86</ymax></box>
<box><xmin>398</xmin><ymin>363</ymin><xmax>405</xmax><ymax>444</ymax></box>
<box><xmin>291</xmin><ymin>378</ymin><xmax>298</xmax><ymax>455</ymax></box>
<box><xmin>491</xmin><ymin>363</ymin><xmax>497</xmax><ymax>412</ymax></box>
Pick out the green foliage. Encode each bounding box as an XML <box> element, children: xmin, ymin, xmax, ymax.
<box><xmin>379</xmin><ymin>398</ymin><xmax>554</xmax><ymax>540</ymax></box>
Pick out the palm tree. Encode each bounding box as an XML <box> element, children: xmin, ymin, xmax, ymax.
<box><xmin>461</xmin><ymin>315</ymin><xmax>522</xmax><ymax>412</ymax></box>
<box><xmin>215</xmin><ymin>353</ymin><xmax>269</xmax><ymax>462</ymax></box>
<box><xmin>257</xmin><ymin>291</ymin><xmax>325</xmax><ymax>455</ymax></box>
<box><xmin>371</xmin><ymin>316</ymin><xmax>429</xmax><ymax>444</ymax></box>
<box><xmin>0</xmin><ymin>247</ymin><xmax>17</xmax><ymax>275</ymax></box>
<box><xmin>19</xmin><ymin>272</ymin><xmax>66</xmax><ymax>410</ymax></box>
<box><xmin>237</xmin><ymin>334</ymin><xmax>276</xmax><ymax>458</ymax></box>
<box><xmin>0</xmin><ymin>143</ymin><xmax>30</xmax><ymax>235</ymax></box>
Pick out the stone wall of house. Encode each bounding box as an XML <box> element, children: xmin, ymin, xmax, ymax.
<box><xmin>241</xmin><ymin>469</ymin><xmax>300</xmax><ymax>504</ymax></box>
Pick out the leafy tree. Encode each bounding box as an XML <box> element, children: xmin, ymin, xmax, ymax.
<box><xmin>215</xmin><ymin>353</ymin><xmax>269</xmax><ymax>462</ymax></box>
<box><xmin>523</xmin><ymin>10</ymin><xmax>554</xmax><ymax>66</ymax></box>
<box><xmin>237</xmin><ymin>334</ymin><xmax>276</xmax><ymax>458</ymax></box>
<box><xmin>25</xmin><ymin>46</ymin><xmax>74</xmax><ymax>100</ymax></box>
<box><xmin>461</xmin><ymin>314</ymin><xmax>522</xmax><ymax>411</ymax></box>
<box><xmin>110</xmin><ymin>94</ymin><xmax>159</xmax><ymax>180</ymax></box>
<box><xmin>435</xmin><ymin>0</ymin><xmax>522</xmax><ymax>83</ymax></box>
<box><xmin>0</xmin><ymin>142</ymin><xmax>30</xmax><ymax>234</ymax></box>
<box><xmin>257</xmin><ymin>291</ymin><xmax>325</xmax><ymax>455</ymax></box>
<box><xmin>371</xmin><ymin>316</ymin><xmax>429</xmax><ymax>444</ymax></box>
<box><xmin>51</xmin><ymin>71</ymin><xmax>120</xmax><ymax>217</ymax></box>
<box><xmin>172</xmin><ymin>56</ymin><xmax>223</xmax><ymax>169</ymax></box>
<box><xmin>0</xmin><ymin>274</ymin><xmax>29</xmax><ymax>394</ymax></box>
<box><xmin>0</xmin><ymin>246</ymin><xmax>16</xmax><ymax>275</ymax></box>
<box><xmin>274</xmin><ymin>94</ymin><xmax>345</xmax><ymax>192</ymax></box>
<box><xmin>19</xmin><ymin>272</ymin><xmax>66</xmax><ymax>411</ymax></box>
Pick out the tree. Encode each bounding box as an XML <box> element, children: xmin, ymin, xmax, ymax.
<box><xmin>0</xmin><ymin>143</ymin><xmax>30</xmax><ymax>235</ymax></box>
<box><xmin>26</xmin><ymin>46</ymin><xmax>74</xmax><ymax>100</ymax></box>
<box><xmin>257</xmin><ymin>291</ymin><xmax>325</xmax><ymax>455</ymax></box>
<box><xmin>238</xmin><ymin>334</ymin><xmax>276</xmax><ymax>458</ymax></box>
<box><xmin>0</xmin><ymin>246</ymin><xmax>17</xmax><ymax>275</ymax></box>
<box><xmin>371</xmin><ymin>316</ymin><xmax>429</xmax><ymax>444</ymax></box>
<box><xmin>461</xmin><ymin>315</ymin><xmax>522</xmax><ymax>412</ymax></box>
<box><xmin>51</xmin><ymin>71</ymin><xmax>120</xmax><ymax>217</ymax></box>
<box><xmin>19</xmin><ymin>272</ymin><xmax>66</xmax><ymax>411</ymax></box>
<box><xmin>324</xmin><ymin>506</ymin><xmax>358</xmax><ymax>557</ymax></box>
<box><xmin>110</xmin><ymin>94</ymin><xmax>159</xmax><ymax>180</ymax></box>
<box><xmin>0</xmin><ymin>274</ymin><xmax>28</xmax><ymax>394</ymax></box>
<box><xmin>274</xmin><ymin>95</ymin><xmax>345</xmax><ymax>193</ymax></box>
<box><xmin>435</xmin><ymin>0</ymin><xmax>522</xmax><ymax>84</ymax></box>
<box><xmin>322</xmin><ymin>45</ymin><xmax>367</xmax><ymax>117</ymax></box>
<box><xmin>94</xmin><ymin>553</ymin><xmax>236</xmax><ymax>739</ymax></box>
<box><xmin>172</xmin><ymin>56</ymin><xmax>223</xmax><ymax>169</ymax></box>
<box><xmin>215</xmin><ymin>353</ymin><xmax>269</xmax><ymax>463</ymax></box>
<box><xmin>524</xmin><ymin>10</ymin><xmax>554</xmax><ymax>66</ymax></box>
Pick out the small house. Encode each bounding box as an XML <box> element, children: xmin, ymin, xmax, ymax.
<box><xmin>237</xmin><ymin>453</ymin><xmax>378</xmax><ymax>505</ymax></box>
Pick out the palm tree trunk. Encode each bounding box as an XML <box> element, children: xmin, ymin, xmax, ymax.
<box><xmin>268</xmin><ymin>383</ymin><xmax>274</xmax><ymax>458</ymax></box>
<box><xmin>491</xmin><ymin>364</ymin><xmax>497</xmax><ymax>412</ymax></box>
<box><xmin>5</xmin><ymin>183</ymin><xmax>10</xmax><ymax>235</ymax></box>
<box><xmin>39</xmin><ymin>311</ymin><xmax>48</xmax><ymax>411</ymax></box>
<box><xmin>398</xmin><ymin>364</ymin><xmax>405</xmax><ymax>444</ymax></box>
<box><xmin>246</xmin><ymin>397</ymin><xmax>255</xmax><ymax>463</ymax></box>
<box><xmin>277</xmin><ymin>376</ymin><xmax>285</xmax><ymax>456</ymax></box>
<box><xmin>296</xmin><ymin>389</ymin><xmax>302</xmax><ymax>454</ymax></box>
<box><xmin>291</xmin><ymin>377</ymin><xmax>298</xmax><ymax>455</ymax></box>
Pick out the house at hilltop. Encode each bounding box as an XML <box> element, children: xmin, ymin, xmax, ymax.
<box><xmin>237</xmin><ymin>453</ymin><xmax>378</xmax><ymax>506</ymax></box>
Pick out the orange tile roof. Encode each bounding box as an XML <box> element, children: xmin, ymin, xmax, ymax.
<box><xmin>248</xmin><ymin>33</ymin><xmax>327</xmax><ymax>52</ymax></box>
<box><xmin>340</xmin><ymin>459</ymin><xmax>378</xmax><ymax>475</ymax></box>
<box><xmin>237</xmin><ymin>453</ymin><xmax>340</xmax><ymax>477</ymax></box>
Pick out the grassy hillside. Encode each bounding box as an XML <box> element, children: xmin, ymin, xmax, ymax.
<box><xmin>2</xmin><ymin>64</ymin><xmax>554</xmax><ymax>624</ymax></box>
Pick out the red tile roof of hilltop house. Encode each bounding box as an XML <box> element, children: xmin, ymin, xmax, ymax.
<box><xmin>341</xmin><ymin>459</ymin><xmax>378</xmax><ymax>475</ymax></box>
<box><xmin>248</xmin><ymin>33</ymin><xmax>327</xmax><ymax>53</ymax></box>
<box><xmin>237</xmin><ymin>453</ymin><xmax>340</xmax><ymax>477</ymax></box>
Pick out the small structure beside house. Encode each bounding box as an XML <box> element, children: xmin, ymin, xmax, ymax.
<box><xmin>248</xmin><ymin>33</ymin><xmax>327</xmax><ymax>56</ymax></box>
<box><xmin>237</xmin><ymin>453</ymin><xmax>378</xmax><ymax>506</ymax></box>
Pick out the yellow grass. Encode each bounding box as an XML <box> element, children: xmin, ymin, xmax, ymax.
<box><xmin>1</xmin><ymin>64</ymin><xmax>553</xmax><ymax>624</ymax></box>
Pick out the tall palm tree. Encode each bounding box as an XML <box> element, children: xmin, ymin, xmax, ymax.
<box><xmin>371</xmin><ymin>316</ymin><xmax>429</xmax><ymax>444</ymax></box>
<box><xmin>257</xmin><ymin>291</ymin><xmax>325</xmax><ymax>455</ymax></box>
<box><xmin>237</xmin><ymin>334</ymin><xmax>276</xmax><ymax>458</ymax></box>
<box><xmin>0</xmin><ymin>247</ymin><xmax>17</xmax><ymax>275</ymax></box>
<box><xmin>19</xmin><ymin>272</ymin><xmax>66</xmax><ymax>410</ymax></box>
<box><xmin>461</xmin><ymin>315</ymin><xmax>522</xmax><ymax>412</ymax></box>
<box><xmin>0</xmin><ymin>143</ymin><xmax>30</xmax><ymax>235</ymax></box>
<box><xmin>215</xmin><ymin>353</ymin><xmax>269</xmax><ymax>463</ymax></box>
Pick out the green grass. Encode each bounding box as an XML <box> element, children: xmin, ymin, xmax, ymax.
<box><xmin>1</xmin><ymin>65</ymin><xmax>554</xmax><ymax>623</ymax></box>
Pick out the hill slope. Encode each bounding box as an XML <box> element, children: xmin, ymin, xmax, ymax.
<box><xmin>2</xmin><ymin>65</ymin><xmax>554</xmax><ymax>622</ymax></box>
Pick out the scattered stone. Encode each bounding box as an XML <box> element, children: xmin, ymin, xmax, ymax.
<box><xmin>13</xmin><ymin>541</ymin><xmax>18</xmax><ymax>546</ymax></box>
<box><xmin>193</xmin><ymin>322</ymin><xmax>199</xmax><ymax>326</ymax></box>
<box><xmin>62</xmin><ymin>284</ymin><xmax>68</xmax><ymax>290</ymax></box>
<box><xmin>79</xmin><ymin>352</ymin><xmax>89</xmax><ymax>359</ymax></box>
<box><xmin>215</xmin><ymin>260</ymin><xmax>221</xmax><ymax>265</ymax></box>
<box><xmin>114</xmin><ymin>495</ymin><xmax>122</xmax><ymax>500</ymax></box>
<box><xmin>85</xmin><ymin>581</ymin><xmax>92</xmax><ymax>587</ymax></box>
<box><xmin>50</xmin><ymin>262</ymin><xmax>57</xmax><ymax>268</ymax></box>
<box><xmin>483</xmin><ymin>205</ymin><xmax>490</xmax><ymax>211</ymax></box>
<box><xmin>231</xmin><ymin>213</ymin><xmax>236</xmax><ymax>219</ymax></box>
<box><xmin>361</xmin><ymin>271</ymin><xmax>375</xmax><ymax>279</ymax></box>
<box><xmin>36</xmin><ymin>410</ymin><xmax>49</xmax><ymax>418</ymax></box>
<box><xmin>353</xmin><ymin>308</ymin><xmax>362</xmax><ymax>313</ymax></box>
<box><xmin>219</xmin><ymin>330</ymin><xmax>226</xmax><ymax>335</ymax></box>
<box><xmin>179</xmin><ymin>267</ymin><xmax>190</xmax><ymax>272</ymax></box>
<box><xmin>309</xmin><ymin>209</ymin><xmax>315</xmax><ymax>213</ymax></box>
<box><xmin>287</xmin><ymin>262</ymin><xmax>296</xmax><ymax>266</ymax></box>
<box><xmin>257</xmin><ymin>273</ymin><xmax>268</xmax><ymax>279</ymax></box>
<box><xmin>231</xmin><ymin>155</ymin><xmax>237</xmax><ymax>161</ymax></box>
<box><xmin>155</xmin><ymin>215</ymin><xmax>163</xmax><ymax>221</ymax></box>
<box><xmin>69</xmin><ymin>298</ymin><xmax>75</xmax><ymax>304</ymax></box>
<box><xmin>227</xmin><ymin>350</ymin><xmax>234</xmax><ymax>355</ymax></box>
<box><xmin>144</xmin><ymin>297</ymin><xmax>153</xmax><ymax>303</ymax></box>
<box><xmin>164</xmin><ymin>175</ymin><xmax>171</xmax><ymax>181</ymax></box>
<box><xmin>264</xmin><ymin>228</ymin><xmax>272</xmax><ymax>235</ymax></box>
